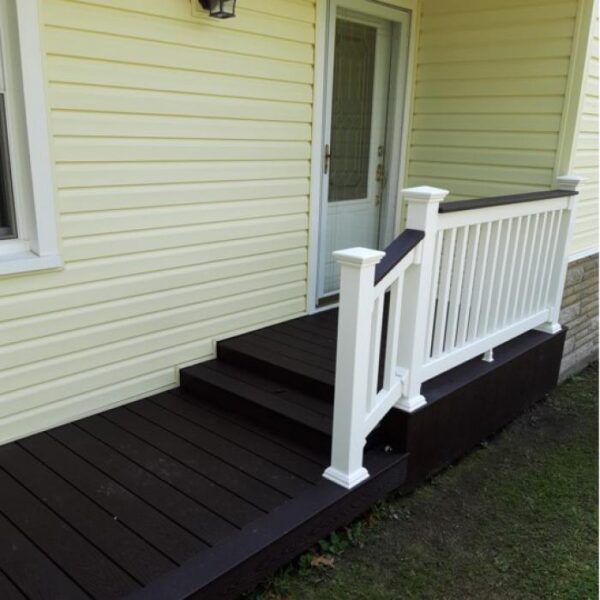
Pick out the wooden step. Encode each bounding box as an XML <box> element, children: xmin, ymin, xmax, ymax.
<box><xmin>180</xmin><ymin>360</ymin><xmax>334</xmax><ymax>455</ymax></box>
<box><xmin>217</xmin><ymin>333</ymin><xmax>335</xmax><ymax>401</ymax></box>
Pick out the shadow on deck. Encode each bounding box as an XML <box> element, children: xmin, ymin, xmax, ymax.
<box><xmin>0</xmin><ymin>309</ymin><xmax>565</xmax><ymax>599</ymax></box>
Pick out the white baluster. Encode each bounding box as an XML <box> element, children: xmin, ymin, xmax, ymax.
<box><xmin>518</xmin><ymin>213</ymin><xmax>546</xmax><ymax>317</ymax></box>
<box><xmin>506</xmin><ymin>215</ymin><xmax>537</xmax><ymax>325</ymax></box>
<box><xmin>535</xmin><ymin>210</ymin><xmax>558</xmax><ymax>310</ymax></box>
<box><xmin>445</xmin><ymin>226</ymin><xmax>469</xmax><ymax>352</ymax></box>
<box><xmin>468</xmin><ymin>222</ymin><xmax>491</xmax><ymax>342</ymax></box>
<box><xmin>367</xmin><ymin>294</ymin><xmax>385</xmax><ymax>411</ymax></box>
<box><xmin>432</xmin><ymin>228</ymin><xmax>456</xmax><ymax>358</ymax></box>
<box><xmin>396</xmin><ymin>186</ymin><xmax>449</xmax><ymax>412</ymax></box>
<box><xmin>323</xmin><ymin>247</ymin><xmax>385</xmax><ymax>489</ymax></box>
<box><xmin>536</xmin><ymin>175</ymin><xmax>583</xmax><ymax>334</ymax></box>
<box><xmin>383</xmin><ymin>276</ymin><xmax>404</xmax><ymax>391</ymax></box>
<box><xmin>492</xmin><ymin>217</ymin><xmax>525</xmax><ymax>332</ymax></box>
<box><xmin>425</xmin><ymin>231</ymin><xmax>443</xmax><ymax>358</ymax></box>
<box><xmin>480</xmin><ymin>219</ymin><xmax>503</xmax><ymax>337</ymax></box>
<box><xmin>457</xmin><ymin>224</ymin><xmax>481</xmax><ymax>347</ymax></box>
<box><xmin>492</xmin><ymin>217</ymin><xmax>514</xmax><ymax>330</ymax></box>
<box><xmin>527</xmin><ymin>211</ymin><xmax>548</xmax><ymax>314</ymax></box>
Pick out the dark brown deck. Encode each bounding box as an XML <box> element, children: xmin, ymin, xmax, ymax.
<box><xmin>0</xmin><ymin>309</ymin><xmax>408</xmax><ymax>600</ymax></box>
<box><xmin>0</xmin><ymin>309</ymin><xmax>566</xmax><ymax>599</ymax></box>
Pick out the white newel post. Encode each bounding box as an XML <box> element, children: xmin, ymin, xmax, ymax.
<box><xmin>323</xmin><ymin>247</ymin><xmax>385</xmax><ymax>489</ymax></box>
<box><xmin>536</xmin><ymin>175</ymin><xmax>583</xmax><ymax>334</ymax></box>
<box><xmin>395</xmin><ymin>186</ymin><xmax>449</xmax><ymax>411</ymax></box>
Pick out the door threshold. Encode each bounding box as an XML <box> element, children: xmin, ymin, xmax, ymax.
<box><xmin>317</xmin><ymin>294</ymin><xmax>339</xmax><ymax>309</ymax></box>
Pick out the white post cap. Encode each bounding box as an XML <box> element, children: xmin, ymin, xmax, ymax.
<box><xmin>333</xmin><ymin>247</ymin><xmax>385</xmax><ymax>268</ymax></box>
<box><xmin>556</xmin><ymin>175</ymin><xmax>584</xmax><ymax>191</ymax></box>
<box><xmin>402</xmin><ymin>186</ymin><xmax>450</xmax><ymax>204</ymax></box>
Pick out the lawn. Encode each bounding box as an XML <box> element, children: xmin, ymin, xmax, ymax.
<box><xmin>247</xmin><ymin>364</ymin><xmax>598</xmax><ymax>600</ymax></box>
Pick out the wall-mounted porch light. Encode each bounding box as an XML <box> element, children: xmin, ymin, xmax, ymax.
<box><xmin>199</xmin><ymin>0</ymin><xmax>237</xmax><ymax>18</ymax></box>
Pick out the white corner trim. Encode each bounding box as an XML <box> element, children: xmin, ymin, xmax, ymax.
<box><xmin>569</xmin><ymin>247</ymin><xmax>599</xmax><ymax>262</ymax></box>
<box><xmin>307</xmin><ymin>0</ymin><xmax>329</xmax><ymax>314</ymax></box>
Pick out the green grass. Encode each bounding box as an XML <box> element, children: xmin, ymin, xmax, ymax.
<box><xmin>247</xmin><ymin>364</ymin><xmax>598</xmax><ymax>600</ymax></box>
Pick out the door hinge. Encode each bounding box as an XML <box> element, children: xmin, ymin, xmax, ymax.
<box><xmin>324</xmin><ymin>144</ymin><xmax>331</xmax><ymax>174</ymax></box>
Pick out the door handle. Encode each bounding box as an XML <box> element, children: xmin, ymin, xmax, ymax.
<box><xmin>324</xmin><ymin>144</ymin><xmax>331</xmax><ymax>174</ymax></box>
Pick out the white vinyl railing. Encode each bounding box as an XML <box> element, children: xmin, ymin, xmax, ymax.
<box><xmin>323</xmin><ymin>175</ymin><xmax>581</xmax><ymax>489</ymax></box>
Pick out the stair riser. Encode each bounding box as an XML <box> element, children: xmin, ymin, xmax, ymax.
<box><xmin>180</xmin><ymin>371</ymin><xmax>332</xmax><ymax>456</ymax></box>
<box><xmin>217</xmin><ymin>344</ymin><xmax>334</xmax><ymax>401</ymax></box>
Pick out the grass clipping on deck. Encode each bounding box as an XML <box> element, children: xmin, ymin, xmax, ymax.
<box><xmin>248</xmin><ymin>364</ymin><xmax>598</xmax><ymax>600</ymax></box>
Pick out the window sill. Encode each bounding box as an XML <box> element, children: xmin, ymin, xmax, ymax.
<box><xmin>0</xmin><ymin>251</ymin><xmax>62</xmax><ymax>276</ymax></box>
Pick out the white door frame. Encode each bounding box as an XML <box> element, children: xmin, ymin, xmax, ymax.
<box><xmin>318</xmin><ymin>6</ymin><xmax>393</xmax><ymax>300</ymax></box>
<box><xmin>307</xmin><ymin>0</ymin><xmax>418</xmax><ymax>312</ymax></box>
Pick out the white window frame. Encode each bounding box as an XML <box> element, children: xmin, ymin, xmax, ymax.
<box><xmin>0</xmin><ymin>0</ymin><xmax>61</xmax><ymax>276</ymax></box>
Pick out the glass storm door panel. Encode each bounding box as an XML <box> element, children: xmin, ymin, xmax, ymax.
<box><xmin>320</xmin><ymin>12</ymin><xmax>392</xmax><ymax>297</ymax></box>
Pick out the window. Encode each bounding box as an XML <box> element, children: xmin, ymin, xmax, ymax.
<box><xmin>0</xmin><ymin>95</ymin><xmax>16</xmax><ymax>240</ymax></box>
<box><xmin>0</xmin><ymin>0</ymin><xmax>61</xmax><ymax>275</ymax></box>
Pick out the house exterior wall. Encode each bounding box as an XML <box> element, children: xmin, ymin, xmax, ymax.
<box><xmin>0</xmin><ymin>0</ymin><xmax>597</xmax><ymax>444</ymax></box>
<box><xmin>0</xmin><ymin>0</ymin><xmax>314</xmax><ymax>443</ymax></box>
<box><xmin>570</xmin><ymin>7</ymin><xmax>599</xmax><ymax>257</ymax></box>
<box><xmin>406</xmin><ymin>0</ymin><xmax>580</xmax><ymax>201</ymax></box>
<box><xmin>407</xmin><ymin>0</ymin><xmax>598</xmax><ymax>259</ymax></box>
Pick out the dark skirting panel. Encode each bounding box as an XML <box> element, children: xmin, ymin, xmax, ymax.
<box><xmin>381</xmin><ymin>328</ymin><xmax>567</xmax><ymax>487</ymax></box>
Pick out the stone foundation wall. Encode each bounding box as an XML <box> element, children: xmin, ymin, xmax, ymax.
<box><xmin>559</xmin><ymin>253</ymin><xmax>599</xmax><ymax>380</ymax></box>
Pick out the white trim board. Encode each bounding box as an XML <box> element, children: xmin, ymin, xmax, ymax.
<box><xmin>569</xmin><ymin>247</ymin><xmax>599</xmax><ymax>262</ymax></box>
<box><xmin>0</xmin><ymin>0</ymin><xmax>61</xmax><ymax>276</ymax></box>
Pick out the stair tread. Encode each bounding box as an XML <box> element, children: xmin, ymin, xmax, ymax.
<box><xmin>219</xmin><ymin>335</ymin><xmax>336</xmax><ymax>388</ymax></box>
<box><xmin>182</xmin><ymin>360</ymin><xmax>333</xmax><ymax>436</ymax></box>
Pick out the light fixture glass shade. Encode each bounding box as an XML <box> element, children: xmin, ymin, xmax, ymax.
<box><xmin>200</xmin><ymin>0</ymin><xmax>237</xmax><ymax>18</ymax></box>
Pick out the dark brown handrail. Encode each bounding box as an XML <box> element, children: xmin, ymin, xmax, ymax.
<box><xmin>438</xmin><ymin>189</ymin><xmax>578</xmax><ymax>214</ymax></box>
<box><xmin>374</xmin><ymin>229</ymin><xmax>425</xmax><ymax>285</ymax></box>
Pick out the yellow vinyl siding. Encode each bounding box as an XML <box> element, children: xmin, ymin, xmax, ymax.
<box><xmin>0</xmin><ymin>0</ymin><xmax>314</xmax><ymax>443</ymax></box>
<box><xmin>407</xmin><ymin>0</ymin><xmax>578</xmax><ymax>200</ymax></box>
<box><xmin>571</xmin><ymin>9</ymin><xmax>599</xmax><ymax>256</ymax></box>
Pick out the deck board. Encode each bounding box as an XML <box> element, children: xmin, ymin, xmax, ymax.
<box><xmin>20</xmin><ymin>433</ymin><xmax>203</xmax><ymax>564</ymax></box>
<box><xmin>220</xmin><ymin>336</ymin><xmax>336</xmax><ymax>384</ymax></box>
<box><xmin>255</xmin><ymin>326</ymin><xmax>336</xmax><ymax>360</ymax></box>
<box><xmin>123</xmin><ymin>402</ymin><xmax>310</xmax><ymax>496</ymax></box>
<box><xmin>75</xmin><ymin>417</ymin><xmax>239</xmax><ymax>542</ymax></box>
<box><xmin>0</xmin><ymin>512</ymin><xmax>89</xmax><ymax>600</ymax></box>
<box><xmin>50</xmin><ymin>424</ymin><xmax>215</xmax><ymax>546</ymax></box>
<box><xmin>170</xmin><ymin>389</ymin><xmax>329</xmax><ymax>466</ymax></box>
<box><xmin>203</xmin><ymin>359</ymin><xmax>333</xmax><ymax>418</ymax></box>
<box><xmin>251</xmin><ymin>330</ymin><xmax>337</xmax><ymax>369</ymax></box>
<box><xmin>104</xmin><ymin>407</ymin><xmax>281</xmax><ymax>515</ymax></box>
<box><xmin>0</xmin><ymin>392</ymin><xmax>406</xmax><ymax>600</ymax></box>
<box><xmin>152</xmin><ymin>392</ymin><xmax>324</xmax><ymax>481</ymax></box>
<box><xmin>0</xmin><ymin>308</ymin><xmax>410</xmax><ymax>600</ymax></box>
<box><xmin>0</xmin><ymin>570</ymin><xmax>26</xmax><ymax>600</ymax></box>
<box><xmin>0</xmin><ymin>469</ymin><xmax>139</xmax><ymax>598</ymax></box>
<box><xmin>0</xmin><ymin>443</ymin><xmax>173</xmax><ymax>584</ymax></box>
<box><xmin>269</xmin><ymin>319</ymin><xmax>338</xmax><ymax>350</ymax></box>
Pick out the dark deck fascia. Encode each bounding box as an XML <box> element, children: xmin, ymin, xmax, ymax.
<box><xmin>383</xmin><ymin>328</ymin><xmax>567</xmax><ymax>486</ymax></box>
<box><xmin>128</xmin><ymin>449</ymin><xmax>405</xmax><ymax>600</ymax></box>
